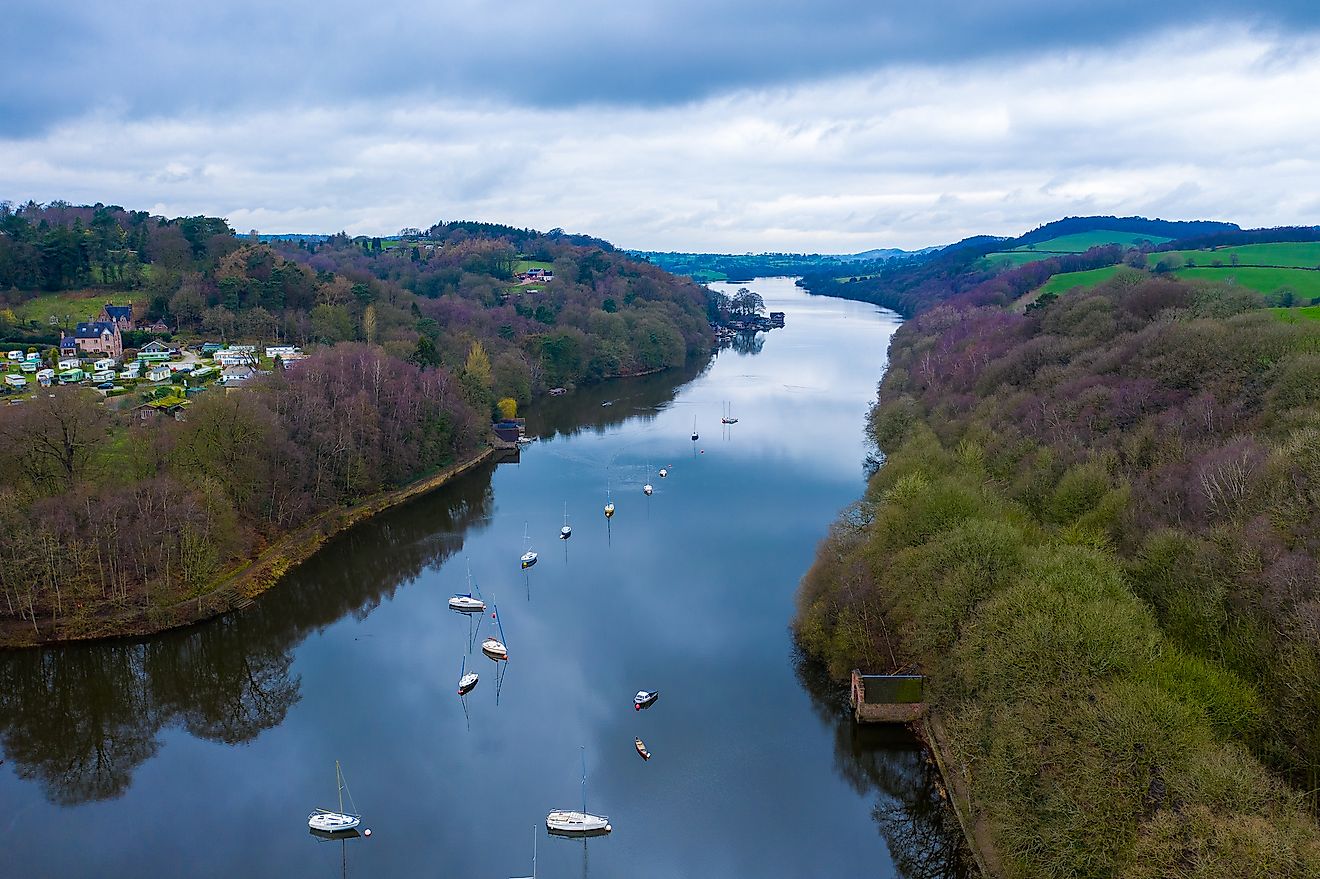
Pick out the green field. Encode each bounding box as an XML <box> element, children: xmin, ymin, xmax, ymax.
<box><xmin>984</xmin><ymin>230</ymin><xmax>1174</xmax><ymax>269</ymax></box>
<box><xmin>1009</xmin><ymin>230</ymin><xmax>1173</xmax><ymax>253</ymax></box>
<box><xmin>1271</xmin><ymin>305</ymin><xmax>1320</xmax><ymax>323</ymax></box>
<box><xmin>512</xmin><ymin>259</ymin><xmax>553</xmax><ymax>274</ymax></box>
<box><xmin>1153</xmin><ymin>242</ymin><xmax>1320</xmax><ymax>269</ymax></box>
<box><xmin>1038</xmin><ymin>265</ymin><xmax>1126</xmax><ymax>294</ymax></box>
<box><xmin>1173</xmin><ymin>266</ymin><xmax>1320</xmax><ymax>299</ymax></box>
<box><xmin>982</xmin><ymin>251</ymin><xmax>1055</xmax><ymax>269</ymax></box>
<box><xmin>9</xmin><ymin>291</ymin><xmax>112</xmax><ymax>326</ymax></box>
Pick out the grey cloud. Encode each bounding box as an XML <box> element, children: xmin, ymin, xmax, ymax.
<box><xmin>4</xmin><ymin>1</ymin><xmax>1320</xmax><ymax>134</ymax></box>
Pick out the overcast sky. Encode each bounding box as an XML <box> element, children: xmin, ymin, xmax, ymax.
<box><xmin>4</xmin><ymin>2</ymin><xmax>1320</xmax><ymax>251</ymax></box>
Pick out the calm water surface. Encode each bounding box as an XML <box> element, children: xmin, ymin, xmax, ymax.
<box><xmin>0</xmin><ymin>278</ymin><xmax>968</xmax><ymax>877</ymax></box>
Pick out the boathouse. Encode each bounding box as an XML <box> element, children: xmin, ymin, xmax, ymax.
<box><xmin>850</xmin><ymin>669</ymin><xmax>926</xmax><ymax>723</ymax></box>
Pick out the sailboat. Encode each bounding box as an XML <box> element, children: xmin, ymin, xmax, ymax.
<box><xmin>547</xmin><ymin>747</ymin><xmax>611</xmax><ymax>836</ymax></box>
<box><xmin>721</xmin><ymin>401</ymin><xmax>738</xmax><ymax>424</ymax></box>
<box><xmin>449</xmin><ymin>560</ymin><xmax>486</xmax><ymax>613</ymax></box>
<box><xmin>560</xmin><ymin>503</ymin><xmax>572</xmax><ymax>540</ymax></box>
<box><xmin>520</xmin><ymin>522</ymin><xmax>538</xmax><ymax>569</ymax></box>
<box><xmin>458</xmin><ymin>655</ymin><xmax>479</xmax><ymax>695</ymax></box>
<box><xmin>658</xmin><ymin>466</ymin><xmax>668</xmax><ymax>478</ymax></box>
<box><xmin>604</xmin><ymin>486</ymin><xmax>615</xmax><ymax>519</ymax></box>
<box><xmin>308</xmin><ymin>761</ymin><xmax>361</xmax><ymax>833</ymax></box>
<box><xmin>691</xmin><ymin>416</ymin><xmax>699</xmax><ymax>442</ymax></box>
<box><xmin>643</xmin><ymin>464</ymin><xmax>653</xmax><ymax>496</ymax></box>
<box><xmin>482</xmin><ymin>603</ymin><xmax>509</xmax><ymax>661</ymax></box>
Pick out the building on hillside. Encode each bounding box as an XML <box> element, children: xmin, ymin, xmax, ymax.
<box><xmin>101</xmin><ymin>303</ymin><xmax>135</xmax><ymax>331</ymax></box>
<box><xmin>264</xmin><ymin>345</ymin><xmax>301</xmax><ymax>359</ymax></box>
<box><xmin>142</xmin><ymin>319</ymin><xmax>171</xmax><ymax>335</ymax></box>
<box><xmin>146</xmin><ymin>364</ymin><xmax>172</xmax><ymax>382</ymax></box>
<box><xmin>66</xmin><ymin>321</ymin><xmax>123</xmax><ymax>359</ymax></box>
<box><xmin>60</xmin><ymin>335</ymin><xmax>78</xmax><ymax>357</ymax></box>
<box><xmin>215</xmin><ymin>351</ymin><xmax>256</xmax><ymax>366</ymax></box>
<box><xmin>221</xmin><ymin>364</ymin><xmax>257</xmax><ymax>384</ymax></box>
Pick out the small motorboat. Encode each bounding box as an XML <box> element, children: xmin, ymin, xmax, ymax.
<box><xmin>308</xmin><ymin>761</ymin><xmax>361</xmax><ymax>834</ymax></box>
<box><xmin>604</xmin><ymin>501</ymin><xmax>615</xmax><ymax>518</ymax></box>
<box><xmin>458</xmin><ymin>656</ymin><xmax>479</xmax><ymax>695</ymax></box>
<box><xmin>634</xmin><ymin>690</ymin><xmax>659</xmax><ymax>710</ymax></box>
<box><xmin>516</xmin><ymin>435</ymin><xmax>533</xmax><ymax>445</ymax></box>
<box><xmin>449</xmin><ymin>592</ymin><xmax>485</xmax><ymax>613</ymax></box>
<box><xmin>634</xmin><ymin>737</ymin><xmax>651</xmax><ymax>761</ymax></box>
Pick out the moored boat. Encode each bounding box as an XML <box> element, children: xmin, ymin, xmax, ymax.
<box><xmin>308</xmin><ymin>761</ymin><xmax>361</xmax><ymax>834</ymax></box>
<box><xmin>634</xmin><ymin>737</ymin><xmax>651</xmax><ymax>761</ymax></box>
<box><xmin>546</xmin><ymin>747</ymin><xmax>611</xmax><ymax>836</ymax></box>
<box><xmin>482</xmin><ymin>604</ymin><xmax>509</xmax><ymax>660</ymax></box>
<box><xmin>634</xmin><ymin>690</ymin><xmax>659</xmax><ymax>710</ymax></box>
<box><xmin>458</xmin><ymin>656</ymin><xmax>479</xmax><ymax>695</ymax></box>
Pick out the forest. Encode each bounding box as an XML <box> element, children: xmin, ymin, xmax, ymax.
<box><xmin>796</xmin><ymin>272</ymin><xmax>1320</xmax><ymax>875</ymax></box>
<box><xmin>0</xmin><ymin>201</ymin><xmax>714</xmax><ymax>643</ymax></box>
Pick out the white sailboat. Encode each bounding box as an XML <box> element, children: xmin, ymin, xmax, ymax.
<box><xmin>721</xmin><ymin>401</ymin><xmax>738</xmax><ymax>424</ymax></box>
<box><xmin>482</xmin><ymin>603</ymin><xmax>509</xmax><ymax>661</ymax></box>
<box><xmin>643</xmin><ymin>464</ymin><xmax>653</xmax><ymax>496</ymax></box>
<box><xmin>520</xmin><ymin>522</ymin><xmax>538</xmax><ymax>569</ymax></box>
<box><xmin>560</xmin><ymin>503</ymin><xmax>572</xmax><ymax>540</ymax></box>
<box><xmin>691</xmin><ymin>416</ymin><xmax>699</xmax><ymax>442</ymax></box>
<box><xmin>547</xmin><ymin>747</ymin><xmax>611</xmax><ymax>836</ymax></box>
<box><xmin>308</xmin><ymin>761</ymin><xmax>361</xmax><ymax>833</ymax></box>
<box><xmin>458</xmin><ymin>655</ymin><xmax>479</xmax><ymax>695</ymax></box>
<box><xmin>449</xmin><ymin>561</ymin><xmax>487</xmax><ymax>613</ymax></box>
<box><xmin>604</xmin><ymin>486</ymin><xmax>615</xmax><ymax>519</ymax></box>
<box><xmin>658</xmin><ymin>466</ymin><xmax>668</xmax><ymax>478</ymax></box>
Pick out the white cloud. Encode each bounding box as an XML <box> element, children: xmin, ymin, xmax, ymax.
<box><xmin>3</xmin><ymin>26</ymin><xmax>1319</xmax><ymax>251</ymax></box>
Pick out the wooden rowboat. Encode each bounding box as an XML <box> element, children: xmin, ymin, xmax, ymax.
<box><xmin>634</xmin><ymin>737</ymin><xmax>651</xmax><ymax>761</ymax></box>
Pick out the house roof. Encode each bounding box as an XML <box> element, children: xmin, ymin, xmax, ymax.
<box><xmin>140</xmin><ymin>340</ymin><xmax>169</xmax><ymax>352</ymax></box>
<box><xmin>60</xmin><ymin>336</ymin><xmax>77</xmax><ymax>349</ymax></box>
<box><xmin>74</xmin><ymin>321</ymin><xmax>117</xmax><ymax>339</ymax></box>
<box><xmin>103</xmin><ymin>304</ymin><xmax>132</xmax><ymax>321</ymax></box>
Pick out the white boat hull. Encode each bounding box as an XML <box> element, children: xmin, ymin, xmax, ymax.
<box><xmin>449</xmin><ymin>595</ymin><xmax>486</xmax><ymax>613</ymax></box>
<box><xmin>521</xmin><ymin>552</ymin><xmax>538</xmax><ymax>569</ymax></box>
<box><xmin>309</xmin><ymin>811</ymin><xmax>360</xmax><ymax>833</ymax></box>
<box><xmin>643</xmin><ymin>485</ymin><xmax>653</xmax><ymax>495</ymax></box>
<box><xmin>482</xmin><ymin>638</ymin><xmax>508</xmax><ymax>660</ymax></box>
<box><xmin>546</xmin><ymin>810</ymin><xmax>610</xmax><ymax>834</ymax></box>
<box><xmin>458</xmin><ymin>672</ymin><xmax>479</xmax><ymax>694</ymax></box>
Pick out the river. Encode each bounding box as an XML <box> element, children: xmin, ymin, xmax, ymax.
<box><xmin>0</xmin><ymin>277</ymin><xmax>968</xmax><ymax>877</ymax></box>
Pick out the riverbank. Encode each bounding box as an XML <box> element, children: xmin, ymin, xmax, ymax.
<box><xmin>0</xmin><ymin>447</ymin><xmax>495</xmax><ymax>648</ymax></box>
<box><xmin>796</xmin><ymin>280</ymin><xmax>1320</xmax><ymax>874</ymax></box>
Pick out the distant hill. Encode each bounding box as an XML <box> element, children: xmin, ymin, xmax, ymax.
<box><xmin>798</xmin><ymin>214</ymin><xmax>1246</xmax><ymax>317</ymax></box>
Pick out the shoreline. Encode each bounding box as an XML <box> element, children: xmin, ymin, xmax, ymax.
<box><xmin>0</xmin><ymin>446</ymin><xmax>496</xmax><ymax>649</ymax></box>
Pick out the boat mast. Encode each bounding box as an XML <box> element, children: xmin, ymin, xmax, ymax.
<box><xmin>336</xmin><ymin>760</ymin><xmax>344</xmax><ymax>815</ymax></box>
<box><xmin>580</xmin><ymin>746</ymin><xmax>587</xmax><ymax>815</ymax></box>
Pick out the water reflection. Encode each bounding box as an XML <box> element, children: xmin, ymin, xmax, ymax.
<box><xmin>794</xmin><ymin>650</ymin><xmax>974</xmax><ymax>879</ymax></box>
<box><xmin>0</xmin><ymin>464</ymin><xmax>498</xmax><ymax>805</ymax></box>
<box><xmin>0</xmin><ymin>279</ymin><xmax>961</xmax><ymax>878</ymax></box>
